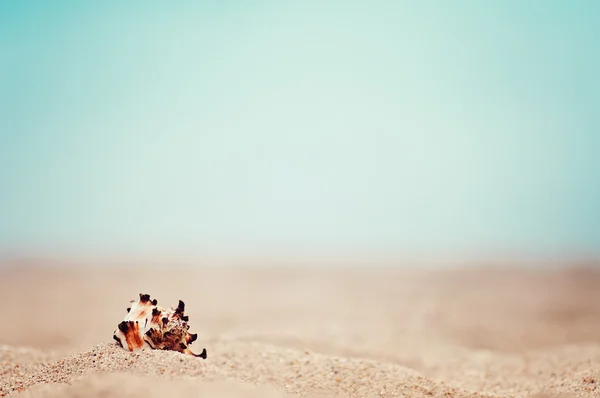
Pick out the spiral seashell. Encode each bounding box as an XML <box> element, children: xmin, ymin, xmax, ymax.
<box><xmin>112</xmin><ymin>293</ymin><xmax>207</xmax><ymax>359</ymax></box>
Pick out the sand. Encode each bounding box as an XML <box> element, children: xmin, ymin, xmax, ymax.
<box><xmin>0</xmin><ymin>261</ymin><xmax>599</xmax><ymax>397</ymax></box>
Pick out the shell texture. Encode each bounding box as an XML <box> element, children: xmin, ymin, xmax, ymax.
<box><xmin>112</xmin><ymin>293</ymin><xmax>207</xmax><ymax>359</ymax></box>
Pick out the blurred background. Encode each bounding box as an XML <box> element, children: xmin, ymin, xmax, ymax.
<box><xmin>1</xmin><ymin>0</ymin><xmax>599</xmax><ymax>263</ymax></box>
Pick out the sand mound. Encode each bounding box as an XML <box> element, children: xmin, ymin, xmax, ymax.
<box><xmin>1</xmin><ymin>342</ymin><xmax>488</xmax><ymax>397</ymax></box>
<box><xmin>3</xmin><ymin>340</ymin><xmax>598</xmax><ymax>397</ymax></box>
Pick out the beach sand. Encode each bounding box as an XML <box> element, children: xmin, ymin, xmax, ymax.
<box><xmin>0</xmin><ymin>261</ymin><xmax>599</xmax><ymax>397</ymax></box>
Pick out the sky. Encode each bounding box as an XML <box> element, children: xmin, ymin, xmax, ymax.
<box><xmin>1</xmin><ymin>1</ymin><xmax>599</xmax><ymax>258</ymax></box>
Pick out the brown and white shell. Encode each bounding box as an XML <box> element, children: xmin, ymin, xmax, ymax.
<box><xmin>112</xmin><ymin>293</ymin><xmax>207</xmax><ymax>359</ymax></box>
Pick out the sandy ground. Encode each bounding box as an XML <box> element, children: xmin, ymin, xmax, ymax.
<box><xmin>0</xmin><ymin>260</ymin><xmax>599</xmax><ymax>397</ymax></box>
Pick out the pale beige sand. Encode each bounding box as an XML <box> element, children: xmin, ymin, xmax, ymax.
<box><xmin>0</xmin><ymin>262</ymin><xmax>599</xmax><ymax>397</ymax></box>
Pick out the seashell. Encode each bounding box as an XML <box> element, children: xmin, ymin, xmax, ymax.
<box><xmin>112</xmin><ymin>293</ymin><xmax>207</xmax><ymax>359</ymax></box>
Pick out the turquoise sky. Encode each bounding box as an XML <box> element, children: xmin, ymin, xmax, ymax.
<box><xmin>1</xmin><ymin>1</ymin><xmax>599</xmax><ymax>257</ymax></box>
